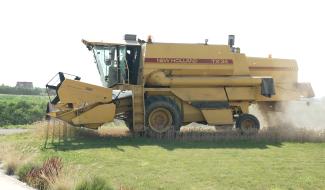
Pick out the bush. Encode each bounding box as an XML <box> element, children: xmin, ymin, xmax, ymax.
<box><xmin>75</xmin><ymin>177</ymin><xmax>113</xmax><ymax>190</ymax></box>
<box><xmin>0</xmin><ymin>95</ymin><xmax>47</xmax><ymax>126</ymax></box>
<box><xmin>25</xmin><ymin>157</ymin><xmax>63</xmax><ymax>190</ymax></box>
<box><xmin>18</xmin><ymin>163</ymin><xmax>40</xmax><ymax>182</ymax></box>
<box><xmin>5</xmin><ymin>160</ymin><xmax>18</xmax><ymax>175</ymax></box>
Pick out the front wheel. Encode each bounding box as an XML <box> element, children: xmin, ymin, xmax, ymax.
<box><xmin>145</xmin><ymin>96</ymin><xmax>182</xmax><ymax>135</ymax></box>
<box><xmin>235</xmin><ymin>114</ymin><xmax>260</xmax><ymax>135</ymax></box>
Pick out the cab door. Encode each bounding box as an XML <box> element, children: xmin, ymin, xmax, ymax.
<box><xmin>118</xmin><ymin>46</ymin><xmax>128</xmax><ymax>84</ymax></box>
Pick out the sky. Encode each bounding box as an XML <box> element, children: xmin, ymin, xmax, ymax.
<box><xmin>0</xmin><ymin>0</ymin><xmax>324</xmax><ymax>96</ymax></box>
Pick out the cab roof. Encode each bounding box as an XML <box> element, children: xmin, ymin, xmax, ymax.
<box><xmin>82</xmin><ymin>39</ymin><xmax>140</xmax><ymax>50</ymax></box>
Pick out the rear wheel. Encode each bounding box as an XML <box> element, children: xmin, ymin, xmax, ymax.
<box><xmin>235</xmin><ymin>114</ymin><xmax>260</xmax><ymax>135</ymax></box>
<box><xmin>145</xmin><ymin>96</ymin><xmax>182</xmax><ymax>135</ymax></box>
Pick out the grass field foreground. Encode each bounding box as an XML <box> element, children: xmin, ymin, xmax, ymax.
<box><xmin>0</xmin><ymin>124</ymin><xmax>324</xmax><ymax>190</ymax></box>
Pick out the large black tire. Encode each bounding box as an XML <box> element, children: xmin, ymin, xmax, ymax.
<box><xmin>235</xmin><ymin>114</ymin><xmax>260</xmax><ymax>135</ymax></box>
<box><xmin>145</xmin><ymin>96</ymin><xmax>182</xmax><ymax>135</ymax></box>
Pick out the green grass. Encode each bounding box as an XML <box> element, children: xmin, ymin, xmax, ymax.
<box><xmin>0</xmin><ymin>130</ymin><xmax>324</xmax><ymax>190</ymax></box>
<box><xmin>0</xmin><ymin>124</ymin><xmax>35</xmax><ymax>129</ymax></box>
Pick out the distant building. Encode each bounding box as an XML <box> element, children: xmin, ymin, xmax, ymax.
<box><xmin>16</xmin><ymin>82</ymin><xmax>33</xmax><ymax>89</ymax></box>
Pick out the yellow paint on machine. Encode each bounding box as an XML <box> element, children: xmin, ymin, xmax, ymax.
<box><xmin>72</xmin><ymin>103</ymin><xmax>116</xmax><ymax>125</ymax></box>
<box><xmin>201</xmin><ymin>109</ymin><xmax>233</xmax><ymax>125</ymax></box>
<box><xmin>47</xmin><ymin>79</ymin><xmax>116</xmax><ymax>129</ymax></box>
<box><xmin>58</xmin><ymin>79</ymin><xmax>112</xmax><ymax>106</ymax></box>
<box><xmin>226</xmin><ymin>87</ymin><xmax>256</xmax><ymax>101</ymax></box>
<box><xmin>171</xmin><ymin>88</ymin><xmax>227</xmax><ymax>101</ymax></box>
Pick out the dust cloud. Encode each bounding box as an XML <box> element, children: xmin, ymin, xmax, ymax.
<box><xmin>251</xmin><ymin>100</ymin><xmax>325</xmax><ymax>130</ymax></box>
<box><xmin>249</xmin><ymin>99</ymin><xmax>325</xmax><ymax>142</ymax></box>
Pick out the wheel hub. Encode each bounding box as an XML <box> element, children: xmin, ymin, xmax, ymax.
<box><xmin>148</xmin><ymin>108</ymin><xmax>172</xmax><ymax>133</ymax></box>
<box><xmin>241</xmin><ymin>119</ymin><xmax>254</xmax><ymax>129</ymax></box>
<box><xmin>240</xmin><ymin>118</ymin><xmax>258</xmax><ymax>134</ymax></box>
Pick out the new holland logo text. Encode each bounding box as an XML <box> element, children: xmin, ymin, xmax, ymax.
<box><xmin>158</xmin><ymin>58</ymin><xmax>198</xmax><ymax>63</ymax></box>
<box><xmin>144</xmin><ymin>58</ymin><xmax>233</xmax><ymax>65</ymax></box>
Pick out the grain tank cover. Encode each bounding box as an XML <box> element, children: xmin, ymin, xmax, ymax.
<box><xmin>142</xmin><ymin>42</ymin><xmax>251</xmax><ymax>83</ymax></box>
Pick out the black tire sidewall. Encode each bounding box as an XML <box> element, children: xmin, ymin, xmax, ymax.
<box><xmin>235</xmin><ymin>113</ymin><xmax>260</xmax><ymax>130</ymax></box>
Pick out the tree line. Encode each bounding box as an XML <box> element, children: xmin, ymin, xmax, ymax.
<box><xmin>0</xmin><ymin>84</ymin><xmax>46</xmax><ymax>96</ymax></box>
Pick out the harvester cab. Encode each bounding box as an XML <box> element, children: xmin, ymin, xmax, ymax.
<box><xmin>82</xmin><ymin>34</ymin><xmax>141</xmax><ymax>88</ymax></box>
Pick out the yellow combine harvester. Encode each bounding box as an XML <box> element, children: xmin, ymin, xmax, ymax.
<box><xmin>46</xmin><ymin>35</ymin><xmax>314</xmax><ymax>135</ymax></box>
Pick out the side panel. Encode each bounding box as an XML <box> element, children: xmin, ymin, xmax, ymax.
<box><xmin>201</xmin><ymin>109</ymin><xmax>233</xmax><ymax>125</ymax></box>
<box><xmin>182</xmin><ymin>102</ymin><xmax>205</xmax><ymax>123</ymax></box>
<box><xmin>71</xmin><ymin>103</ymin><xmax>116</xmax><ymax>125</ymax></box>
<box><xmin>226</xmin><ymin>87</ymin><xmax>256</xmax><ymax>101</ymax></box>
<box><xmin>171</xmin><ymin>88</ymin><xmax>227</xmax><ymax>101</ymax></box>
<box><xmin>248</xmin><ymin>57</ymin><xmax>298</xmax><ymax>83</ymax></box>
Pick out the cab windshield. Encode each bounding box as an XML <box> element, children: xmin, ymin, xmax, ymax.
<box><xmin>92</xmin><ymin>45</ymin><xmax>141</xmax><ymax>87</ymax></box>
<box><xmin>92</xmin><ymin>46</ymin><xmax>127</xmax><ymax>87</ymax></box>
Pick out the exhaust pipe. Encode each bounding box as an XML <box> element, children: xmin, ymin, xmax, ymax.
<box><xmin>228</xmin><ymin>35</ymin><xmax>235</xmax><ymax>48</ymax></box>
